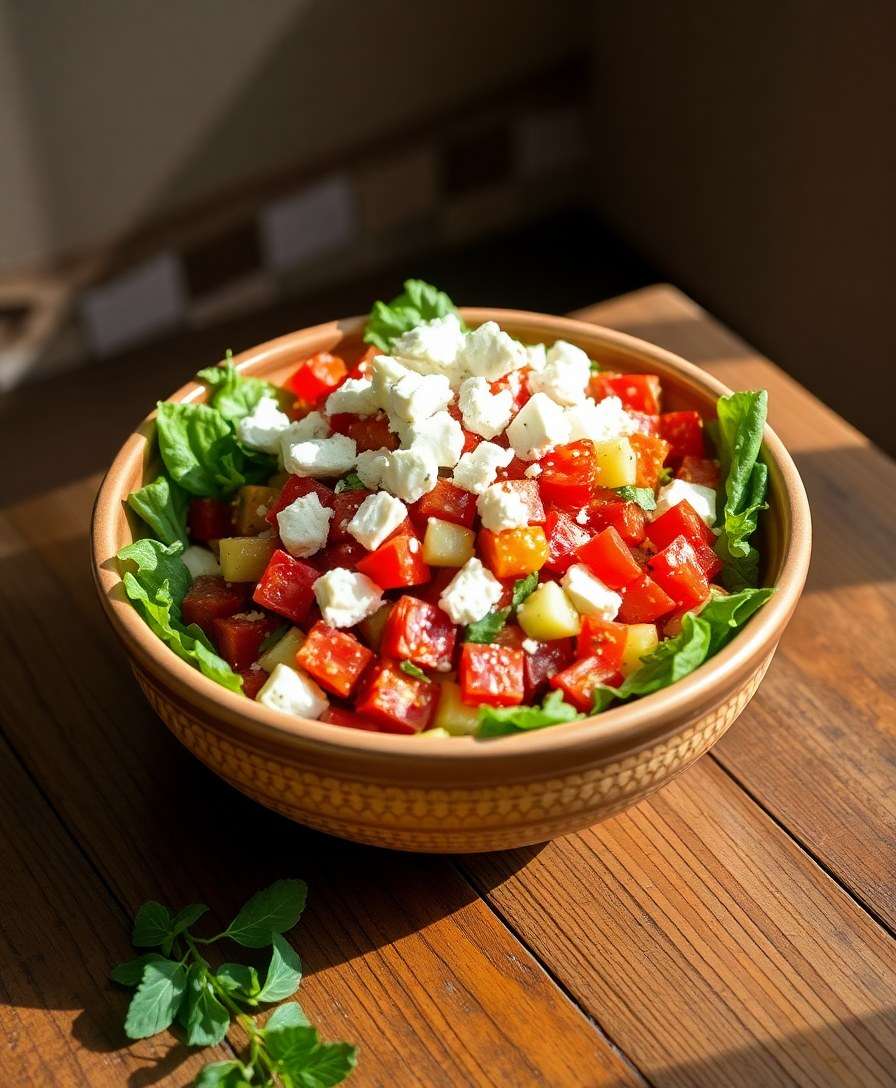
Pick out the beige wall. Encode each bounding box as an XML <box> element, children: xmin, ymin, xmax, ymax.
<box><xmin>589</xmin><ymin>3</ymin><xmax>894</xmax><ymax>449</ymax></box>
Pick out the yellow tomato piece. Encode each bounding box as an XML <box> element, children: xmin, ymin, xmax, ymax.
<box><xmin>620</xmin><ymin>623</ymin><xmax>659</xmax><ymax>676</ymax></box>
<box><xmin>423</xmin><ymin>518</ymin><xmax>475</xmax><ymax>567</ymax></box>
<box><xmin>593</xmin><ymin>437</ymin><xmax>637</xmax><ymax>488</ymax></box>
<box><xmin>258</xmin><ymin>626</ymin><xmax>306</xmax><ymax>672</ymax></box>
<box><xmin>233</xmin><ymin>486</ymin><xmax>279</xmax><ymax>536</ymax></box>
<box><xmin>517</xmin><ymin>581</ymin><xmax>581</xmax><ymax>640</ymax></box>
<box><xmin>432</xmin><ymin>680</ymin><xmax>480</xmax><ymax>736</ymax></box>
<box><xmin>218</xmin><ymin>536</ymin><xmax>277</xmax><ymax>582</ymax></box>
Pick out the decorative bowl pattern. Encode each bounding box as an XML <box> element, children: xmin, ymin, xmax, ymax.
<box><xmin>91</xmin><ymin>310</ymin><xmax>811</xmax><ymax>853</ymax></box>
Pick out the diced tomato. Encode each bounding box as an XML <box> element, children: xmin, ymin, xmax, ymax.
<box><xmin>491</xmin><ymin>368</ymin><xmax>530</xmax><ymax>409</ymax></box>
<box><xmin>266</xmin><ymin>476</ymin><xmax>335</xmax><ymax>525</ymax></box>
<box><xmin>479</xmin><ymin>526</ymin><xmax>548</xmax><ymax>579</ymax></box>
<box><xmin>628</xmin><ymin>411</ymin><xmax>661</xmax><ymax>436</ymax></box>
<box><xmin>355</xmin><ymin>534</ymin><xmax>430</xmax><ymax>589</ymax></box>
<box><xmin>576</xmin><ymin>526</ymin><xmax>642</xmax><ymax>589</ymax></box>
<box><xmin>320</xmin><ymin>705</ymin><xmax>381</xmax><ymax>732</ymax></box>
<box><xmin>252</xmin><ymin>549</ymin><xmax>318</xmax><ymax>625</ymax></box>
<box><xmin>587</xmin><ymin>497</ymin><xmax>648</xmax><ymax>546</ymax></box>
<box><xmin>495</xmin><ymin>456</ymin><xmax>531</xmax><ymax>482</ymax></box>
<box><xmin>648</xmin><ymin>499</ymin><xmax>715</xmax><ymax>552</ymax></box>
<box><xmin>447</xmin><ymin>403</ymin><xmax>482</xmax><ymax>454</ymax></box>
<box><xmin>459</xmin><ymin>644</ymin><xmax>525</xmax><ymax>707</ymax></box>
<box><xmin>686</xmin><ymin>539</ymin><xmax>723</xmax><ymax>581</ymax></box>
<box><xmin>617</xmin><ymin>574</ymin><xmax>676</xmax><ymax>623</ymax></box>
<box><xmin>522</xmin><ymin>637</ymin><xmax>576</xmax><ymax>700</ymax></box>
<box><xmin>212</xmin><ymin>612</ymin><xmax>279</xmax><ymax>670</ymax></box>
<box><xmin>628</xmin><ymin>433</ymin><xmax>670</xmax><ymax>489</ymax></box>
<box><xmin>539</xmin><ymin>440</ymin><xmax>597</xmax><ymax>511</ymax></box>
<box><xmin>678</xmin><ymin>456</ymin><xmax>721</xmax><ymax>487</ymax></box>
<box><xmin>314</xmin><ymin>539</ymin><xmax>369</xmax><ymax>573</ymax></box>
<box><xmin>409</xmin><ymin>478</ymin><xmax>477</xmax><ymax>529</ymax></box>
<box><xmin>488</xmin><ymin>479</ymin><xmax>545</xmax><ymax>523</ymax></box>
<box><xmin>550</xmin><ymin>655</ymin><xmax>622</xmax><ymax>712</ymax></box>
<box><xmin>411</xmin><ymin>567</ymin><xmax>456</xmax><ymax>606</ymax></box>
<box><xmin>188</xmin><ymin>498</ymin><xmax>233</xmax><ymax>543</ymax></box>
<box><xmin>576</xmin><ymin>616</ymin><xmax>627</xmax><ymax>672</ymax></box>
<box><xmin>660</xmin><ymin>411</ymin><xmax>704</xmax><ymax>463</ymax></box>
<box><xmin>328</xmin><ymin>489</ymin><xmax>372</xmax><ymax>543</ymax></box>
<box><xmin>182</xmin><ymin>576</ymin><xmax>250</xmax><ymax>634</ymax></box>
<box><xmin>287</xmin><ymin>352</ymin><xmax>347</xmax><ymax>403</ymax></box>
<box><xmin>381</xmin><ymin>595</ymin><xmax>457</xmax><ymax>670</ymax></box>
<box><xmin>240</xmin><ymin>666</ymin><xmax>269</xmax><ymax>700</ymax></box>
<box><xmin>296</xmin><ymin>621</ymin><xmax>373</xmax><ymax>697</ymax></box>
<box><xmin>543</xmin><ymin>509</ymin><xmax>592</xmax><ymax>575</ymax></box>
<box><xmin>346</xmin><ymin>344</ymin><xmax>378</xmax><ymax>380</ymax></box>
<box><xmin>590</xmin><ymin>372</ymin><xmax>661</xmax><ymax>414</ymax></box>
<box><xmin>329</xmin><ymin>411</ymin><xmax>398</xmax><ymax>452</ymax></box>
<box><xmin>354</xmin><ymin>661</ymin><xmax>439</xmax><ymax>734</ymax></box>
<box><xmin>647</xmin><ymin>535</ymin><xmax>711</xmax><ymax>610</ymax></box>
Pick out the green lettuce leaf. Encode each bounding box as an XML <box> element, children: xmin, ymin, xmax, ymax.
<box><xmin>477</xmin><ymin>691</ymin><xmax>582</xmax><ymax>738</ymax></box>
<box><xmin>363</xmin><ymin>279</ymin><xmax>459</xmax><ymax>352</ymax></box>
<box><xmin>126</xmin><ymin>474</ymin><xmax>189</xmax><ymax>547</ymax></box>
<box><xmin>698</xmin><ymin>586</ymin><xmax>775</xmax><ymax>656</ymax></box>
<box><xmin>196</xmin><ymin>355</ymin><xmax>285</xmax><ymax>424</ymax></box>
<box><xmin>615</xmin><ymin>486</ymin><xmax>657</xmax><ymax>512</ymax></box>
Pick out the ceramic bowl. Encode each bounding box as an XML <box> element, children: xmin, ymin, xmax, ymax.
<box><xmin>91</xmin><ymin>310</ymin><xmax>811</xmax><ymax>852</ymax></box>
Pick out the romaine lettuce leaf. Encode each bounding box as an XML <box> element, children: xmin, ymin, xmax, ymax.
<box><xmin>477</xmin><ymin>690</ymin><xmax>582</xmax><ymax>738</ymax></box>
<box><xmin>126</xmin><ymin>475</ymin><xmax>189</xmax><ymax>548</ymax></box>
<box><xmin>196</xmin><ymin>355</ymin><xmax>285</xmax><ymax>424</ymax></box>
<box><xmin>363</xmin><ymin>279</ymin><xmax>459</xmax><ymax>352</ymax></box>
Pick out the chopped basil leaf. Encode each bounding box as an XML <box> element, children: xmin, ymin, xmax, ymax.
<box><xmin>464</xmin><ymin>608</ymin><xmax>510</xmax><ymax>644</ymax></box>
<box><xmin>399</xmin><ymin>661</ymin><xmax>430</xmax><ymax>682</ymax></box>
<box><xmin>511</xmin><ymin>572</ymin><xmax>539</xmax><ymax>608</ymax></box>
<box><xmin>334</xmin><ymin>471</ymin><xmax>366</xmax><ymax>493</ymax></box>
<box><xmin>615</xmin><ymin>486</ymin><xmax>657</xmax><ymax>511</ymax></box>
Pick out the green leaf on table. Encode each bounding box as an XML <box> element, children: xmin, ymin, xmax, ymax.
<box><xmin>194</xmin><ymin>1060</ymin><xmax>253</xmax><ymax>1087</ymax></box>
<box><xmin>132</xmin><ymin>901</ymin><xmax>174</xmax><ymax>948</ymax></box>
<box><xmin>124</xmin><ymin>959</ymin><xmax>188</xmax><ymax>1039</ymax></box>
<box><xmin>110</xmin><ymin>953</ymin><xmax>167</xmax><ymax>987</ymax></box>
<box><xmin>511</xmin><ymin>572</ymin><xmax>539</xmax><ymax>608</ymax></box>
<box><xmin>215</xmin><ymin>963</ymin><xmax>261</xmax><ymax>1002</ymax></box>
<box><xmin>266</xmin><ymin>1002</ymin><xmax>310</xmax><ymax>1031</ymax></box>
<box><xmin>463</xmin><ymin>608</ymin><xmax>510</xmax><ymax>644</ymax></box>
<box><xmin>477</xmin><ymin>690</ymin><xmax>582</xmax><ymax>738</ymax></box>
<box><xmin>399</xmin><ymin>661</ymin><xmax>430</xmax><ymax>683</ymax></box>
<box><xmin>127</xmin><ymin>474</ymin><xmax>190</xmax><ymax>547</ymax></box>
<box><xmin>182</xmin><ymin>965</ymin><xmax>230</xmax><ymax>1047</ymax></box>
<box><xmin>171</xmin><ymin>903</ymin><xmax>210</xmax><ymax>936</ymax></box>
<box><xmin>223</xmin><ymin>880</ymin><xmax>308</xmax><ymax>948</ymax></box>
<box><xmin>263</xmin><ymin>1021</ymin><xmax>358</xmax><ymax>1088</ymax></box>
<box><xmin>615</xmin><ymin>486</ymin><xmax>657</xmax><ymax>511</ymax></box>
<box><xmin>363</xmin><ymin>278</ymin><xmax>459</xmax><ymax>352</ymax></box>
<box><xmin>197</xmin><ymin>356</ymin><xmax>285</xmax><ymax>424</ymax></box>
<box><xmin>257</xmin><ymin>933</ymin><xmax>303</xmax><ymax>1003</ymax></box>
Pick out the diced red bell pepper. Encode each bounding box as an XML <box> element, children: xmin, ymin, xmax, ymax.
<box><xmin>411</xmin><ymin>567</ymin><xmax>456</xmax><ymax>607</ymax></box>
<box><xmin>212</xmin><ymin>611</ymin><xmax>280</xmax><ymax>670</ymax></box>
<box><xmin>587</xmin><ymin>498</ymin><xmax>648</xmax><ymax>546</ymax></box>
<box><xmin>380</xmin><ymin>595</ymin><xmax>457</xmax><ymax>671</ymax></box>
<box><xmin>495</xmin><ymin>456</ymin><xmax>531</xmax><ymax>482</ymax></box>
<box><xmin>687</xmin><ymin>539</ymin><xmax>723</xmax><ymax>581</ymax></box>
<box><xmin>287</xmin><ymin>351</ymin><xmax>347</xmax><ymax>403</ymax></box>
<box><xmin>409</xmin><ymin>478</ymin><xmax>478</xmax><ymax>530</ymax></box>
<box><xmin>478</xmin><ymin>526</ymin><xmax>548</xmax><ymax>579</ymax></box>
<box><xmin>355</xmin><ymin>534</ymin><xmax>430</xmax><ymax>589</ymax></box>
<box><xmin>543</xmin><ymin>508</ymin><xmax>592</xmax><ymax>575</ymax></box>
<box><xmin>320</xmin><ymin>705</ymin><xmax>381</xmax><ymax>732</ymax></box>
<box><xmin>576</xmin><ymin>616</ymin><xmax>627</xmax><ymax>671</ymax></box>
<box><xmin>314</xmin><ymin>539</ymin><xmax>369</xmax><ymax>573</ymax></box>
<box><xmin>539</xmin><ymin>440</ymin><xmax>597</xmax><ymax>511</ymax></box>
<box><xmin>240</xmin><ymin>666</ymin><xmax>269</xmax><ymax>700</ymax></box>
<box><xmin>576</xmin><ymin>526</ymin><xmax>642</xmax><ymax>589</ymax></box>
<box><xmin>266</xmin><ymin>476</ymin><xmax>335</xmax><ymax>526</ymax></box>
<box><xmin>354</xmin><ymin>661</ymin><xmax>439</xmax><ymax>734</ymax></box>
<box><xmin>549</xmin><ymin>655</ymin><xmax>622</xmax><ymax>712</ymax></box>
<box><xmin>328</xmin><ymin>489</ymin><xmax>372</xmax><ymax>544</ymax></box>
<box><xmin>459</xmin><ymin>644</ymin><xmax>525</xmax><ymax>708</ymax></box>
<box><xmin>659</xmin><ymin>411</ymin><xmax>704</xmax><ymax>464</ymax></box>
<box><xmin>188</xmin><ymin>498</ymin><xmax>233</xmax><ymax>542</ymax></box>
<box><xmin>296</xmin><ymin>621</ymin><xmax>373</xmax><ymax>697</ymax></box>
<box><xmin>617</xmin><ymin>574</ymin><xmax>676</xmax><ymax>623</ymax></box>
<box><xmin>628</xmin><ymin>433</ymin><xmax>670</xmax><ymax>489</ymax></box>
<box><xmin>182</xmin><ymin>576</ymin><xmax>250</xmax><ymax>634</ymax></box>
<box><xmin>329</xmin><ymin>411</ymin><xmax>398</xmax><ymax>452</ymax></box>
<box><xmin>521</xmin><ymin>637</ymin><xmax>576</xmax><ymax>701</ymax></box>
<box><xmin>678</xmin><ymin>456</ymin><xmax>721</xmax><ymax>487</ymax></box>
<box><xmin>648</xmin><ymin>499</ymin><xmax>715</xmax><ymax>552</ymax></box>
<box><xmin>346</xmin><ymin>344</ymin><xmax>378</xmax><ymax>381</ymax></box>
<box><xmin>252</xmin><ymin>549</ymin><xmax>318</xmax><ymax>625</ymax></box>
<box><xmin>647</xmin><ymin>535</ymin><xmax>711</xmax><ymax>610</ymax></box>
<box><xmin>590</xmin><ymin>372</ymin><xmax>661</xmax><ymax>414</ymax></box>
<box><xmin>491</xmin><ymin>368</ymin><xmax>530</xmax><ymax>409</ymax></box>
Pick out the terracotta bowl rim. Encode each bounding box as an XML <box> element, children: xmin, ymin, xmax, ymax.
<box><xmin>91</xmin><ymin>307</ymin><xmax>811</xmax><ymax>767</ymax></box>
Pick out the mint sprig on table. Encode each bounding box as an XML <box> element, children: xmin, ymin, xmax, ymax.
<box><xmin>112</xmin><ymin>879</ymin><xmax>357</xmax><ymax>1087</ymax></box>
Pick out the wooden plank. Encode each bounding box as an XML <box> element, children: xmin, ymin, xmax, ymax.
<box><xmin>574</xmin><ymin>286</ymin><xmax>896</xmax><ymax>929</ymax></box>
<box><xmin>0</xmin><ymin>496</ymin><xmax>642</xmax><ymax>1088</ymax></box>
<box><xmin>461</xmin><ymin>757</ymin><xmax>896</xmax><ymax>1088</ymax></box>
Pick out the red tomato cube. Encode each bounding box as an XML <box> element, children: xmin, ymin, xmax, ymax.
<box><xmin>212</xmin><ymin>612</ymin><xmax>279</xmax><ymax>670</ymax></box>
<box><xmin>252</xmin><ymin>549</ymin><xmax>319</xmax><ymax>625</ymax></box>
<box><xmin>587</xmin><ymin>498</ymin><xmax>648</xmax><ymax>546</ymax></box>
<box><xmin>266</xmin><ymin>476</ymin><xmax>335</xmax><ymax>526</ymax></box>
<box><xmin>550</xmin><ymin>655</ymin><xmax>622</xmax><ymax>711</ymax></box>
<box><xmin>617</xmin><ymin>574</ymin><xmax>676</xmax><ymax>623</ymax></box>
<box><xmin>576</xmin><ymin>526</ymin><xmax>642</xmax><ymax>589</ymax></box>
<box><xmin>188</xmin><ymin>498</ymin><xmax>233</xmax><ymax>543</ymax></box>
<box><xmin>355</xmin><ymin>534</ymin><xmax>430</xmax><ymax>590</ymax></box>
<box><xmin>182</xmin><ymin>576</ymin><xmax>250</xmax><ymax>634</ymax></box>
<box><xmin>521</xmin><ymin>637</ymin><xmax>576</xmax><ymax>701</ymax></box>
<box><xmin>320</xmin><ymin>705</ymin><xmax>381</xmax><ymax>732</ymax></box>
<box><xmin>380</xmin><ymin>595</ymin><xmax>457</xmax><ymax>671</ymax></box>
<box><xmin>678</xmin><ymin>456</ymin><xmax>721</xmax><ymax>487</ymax></box>
<box><xmin>329</xmin><ymin>411</ymin><xmax>398</xmax><ymax>452</ymax></box>
<box><xmin>648</xmin><ymin>499</ymin><xmax>715</xmax><ymax>552</ymax></box>
<box><xmin>239</xmin><ymin>666</ymin><xmax>269</xmax><ymax>700</ymax></box>
<box><xmin>660</xmin><ymin>411</ymin><xmax>704</xmax><ymax>463</ymax></box>
<box><xmin>647</xmin><ymin>535</ymin><xmax>711</xmax><ymax>610</ymax></box>
<box><xmin>287</xmin><ymin>352</ymin><xmax>347</xmax><ymax>403</ymax></box>
<box><xmin>409</xmin><ymin>479</ymin><xmax>477</xmax><ymax>529</ymax></box>
<box><xmin>314</xmin><ymin>539</ymin><xmax>369</xmax><ymax>573</ymax></box>
<box><xmin>539</xmin><ymin>440</ymin><xmax>597</xmax><ymax>511</ymax></box>
<box><xmin>590</xmin><ymin>372</ymin><xmax>661</xmax><ymax>414</ymax></box>
<box><xmin>328</xmin><ymin>489</ymin><xmax>372</xmax><ymax>544</ymax></box>
<box><xmin>459</xmin><ymin>644</ymin><xmax>525</xmax><ymax>708</ymax></box>
<box><xmin>354</xmin><ymin>661</ymin><xmax>439</xmax><ymax>733</ymax></box>
<box><xmin>296</xmin><ymin>621</ymin><xmax>373</xmax><ymax>697</ymax></box>
<box><xmin>543</xmin><ymin>508</ymin><xmax>592</xmax><ymax>575</ymax></box>
<box><xmin>576</xmin><ymin>616</ymin><xmax>627</xmax><ymax>672</ymax></box>
<box><xmin>410</xmin><ymin>567</ymin><xmax>456</xmax><ymax>607</ymax></box>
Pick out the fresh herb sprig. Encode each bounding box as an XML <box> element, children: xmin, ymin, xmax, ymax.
<box><xmin>112</xmin><ymin>880</ymin><xmax>357</xmax><ymax>1087</ymax></box>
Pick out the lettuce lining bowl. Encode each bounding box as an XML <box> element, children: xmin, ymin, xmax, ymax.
<box><xmin>91</xmin><ymin>309</ymin><xmax>811</xmax><ymax>852</ymax></box>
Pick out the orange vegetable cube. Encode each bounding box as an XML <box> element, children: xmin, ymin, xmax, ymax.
<box><xmin>628</xmin><ymin>433</ymin><xmax>670</xmax><ymax>489</ymax></box>
<box><xmin>478</xmin><ymin>526</ymin><xmax>548</xmax><ymax>579</ymax></box>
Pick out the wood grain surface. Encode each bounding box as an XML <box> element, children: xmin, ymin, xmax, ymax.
<box><xmin>0</xmin><ymin>285</ymin><xmax>893</xmax><ymax>1087</ymax></box>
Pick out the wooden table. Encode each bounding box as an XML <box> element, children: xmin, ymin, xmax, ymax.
<box><xmin>1</xmin><ymin>285</ymin><xmax>894</xmax><ymax>1087</ymax></box>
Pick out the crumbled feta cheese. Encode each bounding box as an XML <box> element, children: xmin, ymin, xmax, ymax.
<box><xmin>400</xmin><ymin>411</ymin><xmax>464</xmax><ymax>468</ymax></box>
<box><xmin>524</xmin><ymin>463</ymin><xmax>542</xmax><ymax>478</ymax></box>
<box><xmin>370</xmin><ymin>354</ymin><xmax>412</xmax><ymax>399</ymax></box>
<box><xmin>236</xmin><ymin>395</ymin><xmax>291</xmax><ymax>454</ymax></box>
<box><xmin>325</xmin><ymin>377</ymin><xmax>378</xmax><ymax>417</ymax></box>
<box><xmin>451</xmin><ymin>441</ymin><xmax>514</xmax><ymax>494</ymax></box>
<box><xmin>527</xmin><ymin>340</ymin><xmax>591</xmax><ymax>406</ymax></box>
<box><xmin>565</xmin><ymin>395</ymin><xmax>638</xmax><ymax>443</ymax></box>
<box><xmin>280</xmin><ymin>411</ymin><xmax>330</xmax><ymax>443</ymax></box>
<box><xmin>561</xmin><ymin>564</ymin><xmax>623</xmax><ymax>619</ymax></box>
<box><xmin>355</xmin><ymin>447</ymin><xmax>392</xmax><ymax>490</ymax></box>
<box><xmin>505</xmin><ymin>392</ymin><xmax>570</xmax><ymax>460</ymax></box>
<box><xmin>438</xmin><ymin>557</ymin><xmax>503</xmax><ymax>624</ymax></box>
<box><xmin>276</xmin><ymin>492</ymin><xmax>333</xmax><ymax>557</ymax></box>
<box><xmin>313</xmin><ymin>567</ymin><xmax>383</xmax><ymax>627</ymax></box>
<box><xmin>182</xmin><ymin>545</ymin><xmax>220</xmax><ymax>579</ymax></box>
<box><xmin>458</xmin><ymin>376</ymin><xmax>515</xmax><ymax>440</ymax></box>
<box><xmin>526</xmin><ymin>343</ymin><xmax>547</xmax><ymax>371</ymax></box>
<box><xmin>257</xmin><ymin>663</ymin><xmax>329</xmax><ymax>719</ymax></box>
<box><xmin>347</xmin><ymin>491</ymin><xmax>408</xmax><ymax>551</ymax></box>
<box><xmin>282</xmin><ymin>434</ymin><xmax>357</xmax><ymax>477</ymax></box>
<box><xmin>389</xmin><ymin>371</ymin><xmax>453</xmax><ymax>424</ymax></box>
<box><xmin>392</xmin><ymin>313</ymin><xmax>466</xmax><ymax>375</ymax></box>
<box><xmin>575</xmin><ymin>508</ymin><xmax>589</xmax><ymax>525</ymax></box>
<box><xmin>476</xmin><ymin>483</ymin><xmax>531</xmax><ymax>531</ymax></box>
<box><xmin>380</xmin><ymin>446</ymin><xmax>439</xmax><ymax>503</ymax></box>
<box><xmin>653</xmin><ymin>479</ymin><xmax>717</xmax><ymax>525</ymax></box>
<box><xmin>459</xmin><ymin>321</ymin><xmax>528</xmax><ymax>381</ymax></box>
<box><xmin>408</xmin><ymin>537</ymin><xmax>420</xmax><ymax>553</ymax></box>
<box><xmin>521</xmin><ymin>637</ymin><xmax>540</xmax><ymax>654</ymax></box>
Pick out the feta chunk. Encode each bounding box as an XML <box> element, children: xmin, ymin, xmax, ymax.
<box><xmin>521</xmin><ymin>637</ymin><xmax>540</xmax><ymax>654</ymax></box>
<box><xmin>438</xmin><ymin>557</ymin><xmax>503</xmax><ymax>625</ymax></box>
<box><xmin>653</xmin><ymin>479</ymin><xmax>717</xmax><ymax>526</ymax></box>
<box><xmin>355</xmin><ymin>447</ymin><xmax>392</xmax><ymax>490</ymax></box>
<box><xmin>565</xmin><ymin>395</ymin><xmax>639</xmax><ymax>443</ymax></box>
<box><xmin>236</xmin><ymin>395</ymin><xmax>291</xmax><ymax>454</ymax></box>
<box><xmin>526</xmin><ymin>343</ymin><xmax>547</xmax><ymax>371</ymax></box>
<box><xmin>505</xmin><ymin>392</ymin><xmax>570</xmax><ymax>460</ymax></box>
<box><xmin>527</xmin><ymin>340</ymin><xmax>591</xmax><ymax>406</ymax></box>
<box><xmin>280</xmin><ymin>411</ymin><xmax>330</xmax><ymax>444</ymax></box>
<box><xmin>389</xmin><ymin>370</ymin><xmax>452</xmax><ymax>424</ymax></box>
<box><xmin>282</xmin><ymin>434</ymin><xmax>357</xmax><ymax>477</ymax></box>
<box><xmin>451</xmin><ymin>441</ymin><xmax>514</xmax><ymax>494</ymax></box>
<box><xmin>182</xmin><ymin>545</ymin><xmax>220</xmax><ymax>579</ymax></box>
<box><xmin>561</xmin><ymin>564</ymin><xmax>623</xmax><ymax>619</ymax></box>
<box><xmin>459</xmin><ymin>321</ymin><xmax>527</xmax><ymax>381</ymax></box>
<box><xmin>370</xmin><ymin>354</ymin><xmax>412</xmax><ymax>401</ymax></box>
<box><xmin>313</xmin><ymin>567</ymin><xmax>383</xmax><ymax>627</ymax></box>
<box><xmin>392</xmin><ymin>313</ymin><xmax>465</xmax><ymax>373</ymax></box>
<box><xmin>476</xmin><ymin>483</ymin><xmax>530</xmax><ymax>531</ymax></box>
<box><xmin>325</xmin><ymin>377</ymin><xmax>378</xmax><ymax>417</ymax></box>
<box><xmin>524</xmin><ymin>462</ymin><xmax>542</xmax><ymax>478</ymax></box>
<box><xmin>347</xmin><ymin>491</ymin><xmax>408</xmax><ymax>551</ymax></box>
<box><xmin>380</xmin><ymin>446</ymin><xmax>438</xmax><ymax>503</ymax></box>
<box><xmin>276</xmin><ymin>492</ymin><xmax>333</xmax><ymax>557</ymax></box>
<box><xmin>401</xmin><ymin>410</ymin><xmax>464</xmax><ymax>468</ymax></box>
<box><xmin>257</xmin><ymin>663</ymin><xmax>328</xmax><ymax>719</ymax></box>
<box><xmin>458</xmin><ymin>376</ymin><xmax>515</xmax><ymax>440</ymax></box>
